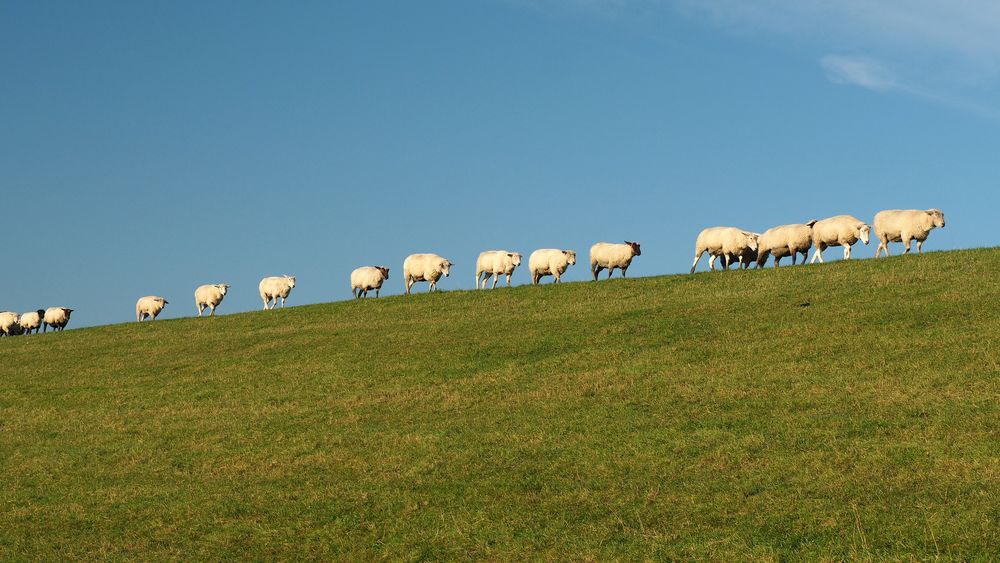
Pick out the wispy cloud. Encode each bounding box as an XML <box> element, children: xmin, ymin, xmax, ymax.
<box><xmin>820</xmin><ymin>55</ymin><xmax>898</xmax><ymax>92</ymax></box>
<box><xmin>672</xmin><ymin>0</ymin><xmax>1000</xmax><ymax>115</ymax></box>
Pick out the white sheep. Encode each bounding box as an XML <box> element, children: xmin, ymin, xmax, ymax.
<box><xmin>18</xmin><ymin>310</ymin><xmax>44</xmax><ymax>334</ymax></box>
<box><xmin>195</xmin><ymin>284</ymin><xmax>231</xmax><ymax>316</ymax></box>
<box><xmin>135</xmin><ymin>296</ymin><xmax>169</xmax><ymax>322</ymax></box>
<box><xmin>403</xmin><ymin>254</ymin><xmax>452</xmax><ymax>294</ymax></box>
<box><xmin>590</xmin><ymin>241</ymin><xmax>641</xmax><ymax>280</ymax></box>
<box><xmin>809</xmin><ymin>215</ymin><xmax>870</xmax><ymax>263</ymax></box>
<box><xmin>528</xmin><ymin>249</ymin><xmax>576</xmax><ymax>284</ymax></box>
<box><xmin>756</xmin><ymin>221</ymin><xmax>817</xmax><ymax>268</ymax></box>
<box><xmin>0</xmin><ymin>312</ymin><xmax>20</xmax><ymax>336</ymax></box>
<box><xmin>351</xmin><ymin>266</ymin><xmax>390</xmax><ymax>298</ymax></box>
<box><xmin>873</xmin><ymin>209</ymin><xmax>945</xmax><ymax>257</ymax></box>
<box><xmin>259</xmin><ymin>276</ymin><xmax>296</xmax><ymax>310</ymax></box>
<box><xmin>690</xmin><ymin>227</ymin><xmax>759</xmax><ymax>273</ymax></box>
<box><xmin>43</xmin><ymin>307</ymin><xmax>74</xmax><ymax>332</ymax></box>
<box><xmin>475</xmin><ymin>251</ymin><xmax>521</xmax><ymax>289</ymax></box>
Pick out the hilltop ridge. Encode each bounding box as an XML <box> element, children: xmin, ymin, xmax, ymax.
<box><xmin>1</xmin><ymin>248</ymin><xmax>998</xmax><ymax>559</ymax></box>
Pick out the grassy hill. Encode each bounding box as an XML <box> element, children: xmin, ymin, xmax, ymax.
<box><xmin>2</xmin><ymin>248</ymin><xmax>998</xmax><ymax>559</ymax></box>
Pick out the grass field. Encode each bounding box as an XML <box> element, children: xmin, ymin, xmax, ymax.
<box><xmin>1</xmin><ymin>248</ymin><xmax>998</xmax><ymax>559</ymax></box>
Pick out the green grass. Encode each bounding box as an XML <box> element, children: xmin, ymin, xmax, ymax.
<box><xmin>2</xmin><ymin>248</ymin><xmax>998</xmax><ymax>560</ymax></box>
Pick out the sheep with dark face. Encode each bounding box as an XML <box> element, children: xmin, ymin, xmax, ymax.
<box><xmin>874</xmin><ymin>209</ymin><xmax>945</xmax><ymax>257</ymax></box>
<box><xmin>43</xmin><ymin>307</ymin><xmax>74</xmax><ymax>332</ymax></box>
<box><xmin>18</xmin><ymin>310</ymin><xmax>44</xmax><ymax>334</ymax></box>
<box><xmin>136</xmin><ymin>296</ymin><xmax>169</xmax><ymax>322</ymax></box>
<box><xmin>589</xmin><ymin>241</ymin><xmax>641</xmax><ymax>280</ymax></box>
<box><xmin>351</xmin><ymin>266</ymin><xmax>390</xmax><ymax>298</ymax></box>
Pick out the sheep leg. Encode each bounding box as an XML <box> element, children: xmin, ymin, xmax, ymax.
<box><xmin>789</xmin><ymin>247</ymin><xmax>797</xmax><ymax>265</ymax></box>
<box><xmin>210</xmin><ymin>305</ymin><xmax>216</xmax><ymax>316</ymax></box>
<box><xmin>903</xmin><ymin>236</ymin><xmax>912</xmax><ymax>254</ymax></box>
<box><xmin>844</xmin><ymin>245</ymin><xmax>851</xmax><ymax>260</ymax></box>
<box><xmin>490</xmin><ymin>273</ymin><xmax>499</xmax><ymax>289</ymax></box>
<box><xmin>810</xmin><ymin>246</ymin><xmax>824</xmax><ymax>264</ymax></box>
<box><xmin>621</xmin><ymin>266</ymin><xmax>627</xmax><ymax>278</ymax></box>
<box><xmin>591</xmin><ymin>264</ymin><xmax>601</xmax><ymax>280</ymax></box>
<box><xmin>876</xmin><ymin>239</ymin><xmax>889</xmax><ymax>257</ymax></box>
<box><xmin>708</xmin><ymin>254</ymin><xmax>717</xmax><ymax>271</ymax></box>
<box><xmin>505</xmin><ymin>273</ymin><xmax>512</xmax><ymax>287</ymax></box>
<box><xmin>608</xmin><ymin>267</ymin><xmax>614</xmax><ymax>279</ymax></box>
<box><xmin>916</xmin><ymin>240</ymin><xmax>923</xmax><ymax>254</ymax></box>
<box><xmin>690</xmin><ymin>251</ymin><xmax>704</xmax><ymax>274</ymax></box>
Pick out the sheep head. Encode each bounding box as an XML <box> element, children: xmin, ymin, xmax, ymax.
<box><xmin>927</xmin><ymin>209</ymin><xmax>945</xmax><ymax>228</ymax></box>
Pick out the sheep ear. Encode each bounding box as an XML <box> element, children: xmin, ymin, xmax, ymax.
<box><xmin>507</xmin><ymin>253</ymin><xmax>513</xmax><ymax>258</ymax></box>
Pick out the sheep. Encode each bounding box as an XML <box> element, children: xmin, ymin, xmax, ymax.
<box><xmin>690</xmin><ymin>227</ymin><xmax>759</xmax><ymax>273</ymax></box>
<box><xmin>43</xmin><ymin>307</ymin><xmax>74</xmax><ymax>332</ymax></box>
<box><xmin>809</xmin><ymin>215</ymin><xmax>870</xmax><ymax>263</ymax></box>
<box><xmin>259</xmin><ymin>276</ymin><xmax>296</xmax><ymax>310</ymax></box>
<box><xmin>195</xmin><ymin>284</ymin><xmax>231</xmax><ymax>316</ymax></box>
<box><xmin>475</xmin><ymin>251</ymin><xmax>521</xmax><ymax>289</ymax></box>
<box><xmin>756</xmin><ymin>221</ymin><xmax>817</xmax><ymax>268</ymax></box>
<box><xmin>528</xmin><ymin>249</ymin><xmax>576</xmax><ymax>284</ymax></box>
<box><xmin>590</xmin><ymin>241</ymin><xmax>641</xmax><ymax>280</ymax></box>
<box><xmin>135</xmin><ymin>296</ymin><xmax>169</xmax><ymax>322</ymax></box>
<box><xmin>724</xmin><ymin>244</ymin><xmax>760</xmax><ymax>270</ymax></box>
<box><xmin>0</xmin><ymin>312</ymin><xmax>20</xmax><ymax>336</ymax></box>
<box><xmin>351</xmin><ymin>266</ymin><xmax>390</xmax><ymax>298</ymax></box>
<box><xmin>873</xmin><ymin>209</ymin><xmax>945</xmax><ymax>257</ymax></box>
<box><xmin>403</xmin><ymin>254</ymin><xmax>452</xmax><ymax>294</ymax></box>
<box><xmin>18</xmin><ymin>310</ymin><xmax>44</xmax><ymax>335</ymax></box>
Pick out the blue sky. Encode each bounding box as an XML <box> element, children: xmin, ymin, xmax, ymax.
<box><xmin>2</xmin><ymin>1</ymin><xmax>997</xmax><ymax>328</ymax></box>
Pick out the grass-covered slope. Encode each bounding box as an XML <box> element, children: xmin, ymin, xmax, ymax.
<box><xmin>2</xmin><ymin>248</ymin><xmax>998</xmax><ymax>559</ymax></box>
